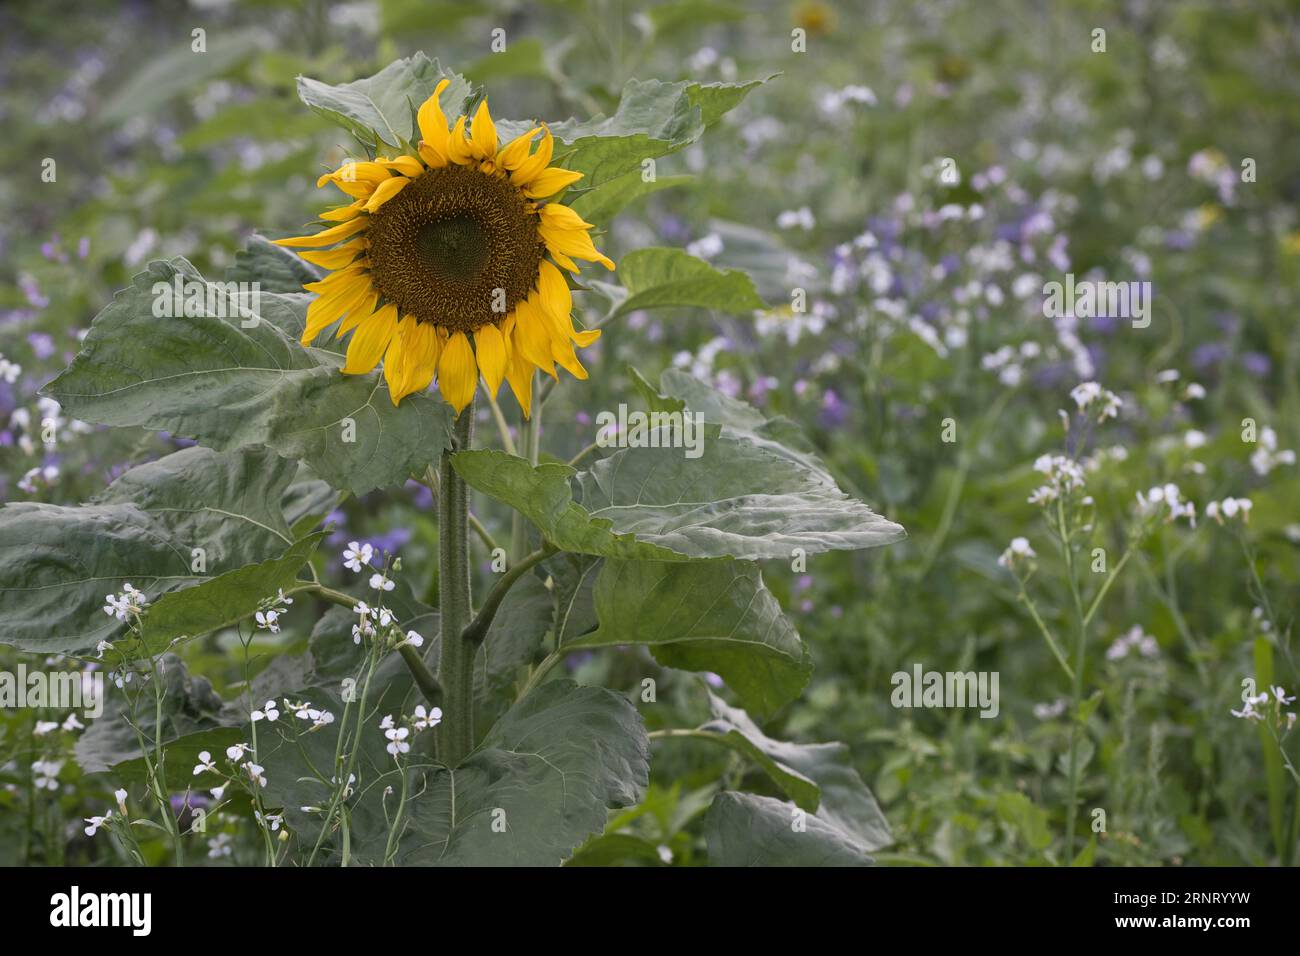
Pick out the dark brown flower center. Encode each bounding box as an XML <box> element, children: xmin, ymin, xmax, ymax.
<box><xmin>365</xmin><ymin>165</ymin><xmax>544</xmax><ymax>333</ymax></box>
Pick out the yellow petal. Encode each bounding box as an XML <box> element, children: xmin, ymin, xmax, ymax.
<box><xmin>416</xmin><ymin>79</ymin><xmax>451</xmax><ymax>162</ymax></box>
<box><xmin>317</xmin><ymin>161</ymin><xmax>390</xmax><ymax>188</ymax></box>
<box><xmin>298</xmin><ymin>239</ymin><xmax>367</xmax><ymax>270</ymax></box>
<box><xmin>381</xmin><ymin>155</ymin><xmax>424</xmax><ymax>177</ymax></box>
<box><xmin>418</xmin><ymin>142</ymin><xmax>448</xmax><ymax>169</ymax></box>
<box><xmin>551</xmin><ymin>334</ymin><xmax>588</xmax><ymax>380</ymax></box>
<box><xmin>511</xmin><ymin>297</ymin><xmax>557</xmax><ymax>378</ymax></box>
<box><xmin>497</xmin><ymin>126</ymin><xmax>540</xmax><ymax>170</ymax></box>
<box><xmin>540</xmin><ymin>223</ymin><xmax>616</xmax><ymax>270</ymax></box>
<box><xmin>273</xmin><ymin>216</ymin><xmax>369</xmax><ymax>248</ymax></box>
<box><xmin>343</xmin><ymin>304</ymin><xmax>398</xmax><ymax>374</ymax></box>
<box><xmin>438</xmin><ymin>331</ymin><xmax>478</xmax><ymax>413</ymax></box>
<box><xmin>504</xmin><ymin>332</ymin><xmax>534</xmax><ymax>419</ymax></box>
<box><xmin>301</xmin><ymin>261</ymin><xmax>366</xmax><ymax>294</ymax></box>
<box><xmin>364</xmin><ymin>175</ymin><xmax>411</xmax><ymax>212</ymax></box>
<box><xmin>469</xmin><ymin>99</ymin><xmax>497</xmax><ymax>159</ymax></box>
<box><xmin>539</xmin><ymin>203</ymin><xmax>595</xmax><ymax>232</ymax></box>
<box><xmin>571</xmin><ymin>327</ymin><xmax>601</xmax><ymax>347</ymax></box>
<box><xmin>319</xmin><ymin>200</ymin><xmax>367</xmax><ymax>222</ymax></box>
<box><xmin>522</xmin><ymin>166</ymin><xmax>583</xmax><ymax>199</ymax></box>
<box><xmin>383</xmin><ymin>318</ymin><xmax>411</xmax><ymax>401</ymax></box>
<box><xmin>446</xmin><ymin>115</ymin><xmax>475</xmax><ymax>165</ymax></box>
<box><xmin>474</xmin><ymin>323</ymin><xmax>508</xmax><ymax>395</ymax></box>
<box><xmin>301</xmin><ymin>292</ymin><xmax>349</xmax><ymax>345</ymax></box>
<box><xmin>549</xmin><ymin>249</ymin><xmax>580</xmax><ymax>273</ymax></box>
<box><xmin>535</xmin><ymin>260</ymin><xmax>573</xmax><ymax>331</ymax></box>
<box><xmin>335</xmin><ymin>288</ymin><xmax>380</xmax><ymax>337</ymax></box>
<box><xmin>510</xmin><ymin>127</ymin><xmax>554</xmax><ymax>186</ymax></box>
<box><xmin>399</xmin><ymin>319</ymin><xmax>441</xmax><ymax>399</ymax></box>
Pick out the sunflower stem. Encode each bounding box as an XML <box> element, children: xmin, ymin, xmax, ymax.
<box><xmin>436</xmin><ymin>400</ymin><xmax>476</xmax><ymax>766</ymax></box>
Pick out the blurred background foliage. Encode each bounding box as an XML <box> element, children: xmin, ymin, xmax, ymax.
<box><xmin>2</xmin><ymin>0</ymin><xmax>1299</xmax><ymax>865</ymax></box>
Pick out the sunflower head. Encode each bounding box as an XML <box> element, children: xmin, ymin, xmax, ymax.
<box><xmin>275</xmin><ymin>79</ymin><xmax>613</xmax><ymax>416</ymax></box>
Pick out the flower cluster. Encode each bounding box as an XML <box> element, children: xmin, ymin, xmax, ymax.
<box><xmin>997</xmin><ymin>536</ymin><xmax>1036</xmax><ymax>570</ymax></box>
<box><xmin>1105</xmin><ymin>625</ymin><xmax>1159</xmax><ymax>661</ymax></box>
<box><xmin>1204</xmin><ymin>497</ymin><xmax>1252</xmax><ymax>525</ymax></box>
<box><xmin>1231</xmin><ymin>685</ymin><xmax>1296</xmax><ymax>728</ymax></box>
<box><xmin>1028</xmin><ymin>455</ymin><xmax>1086</xmax><ymax>506</ymax></box>
<box><xmin>1067</xmin><ymin>381</ymin><xmax>1122</xmax><ymax>423</ymax></box>
<box><xmin>1135</xmin><ymin>483</ymin><xmax>1196</xmax><ymax>526</ymax></box>
<box><xmin>1249</xmin><ymin>426</ymin><xmax>1295</xmax><ymax>477</ymax></box>
<box><xmin>379</xmin><ymin>705</ymin><xmax>443</xmax><ymax>760</ymax></box>
<box><xmin>102</xmin><ymin>582</ymin><xmax>148</xmax><ymax>622</ymax></box>
<box><xmin>254</xmin><ymin>589</ymin><xmax>294</xmax><ymax>633</ymax></box>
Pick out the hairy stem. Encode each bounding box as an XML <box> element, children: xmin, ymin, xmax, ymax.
<box><xmin>437</xmin><ymin>401</ymin><xmax>476</xmax><ymax>766</ymax></box>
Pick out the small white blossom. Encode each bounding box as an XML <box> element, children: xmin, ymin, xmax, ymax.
<box><xmin>84</xmin><ymin>811</ymin><xmax>112</xmax><ymax>837</ymax></box>
<box><xmin>385</xmin><ymin>726</ymin><xmax>411</xmax><ymax>758</ymax></box>
<box><xmin>343</xmin><ymin>541</ymin><xmax>374</xmax><ymax>573</ymax></box>
<box><xmin>193</xmin><ymin>750</ymin><xmax>218</xmax><ymax>775</ymax></box>
<box><xmin>251</xmin><ymin>699</ymin><xmax>280</xmax><ymax>722</ymax></box>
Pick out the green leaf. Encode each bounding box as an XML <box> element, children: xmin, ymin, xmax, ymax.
<box><xmin>297</xmin><ymin>53</ymin><xmax>472</xmax><ymax>149</ymax></box>
<box><xmin>261</xmin><ymin>679</ymin><xmax>648</xmax><ymax>866</ymax></box>
<box><xmin>549</xmin><ymin>552</ymin><xmax>601</xmax><ymax>644</ymax></box>
<box><xmin>474</xmin><ymin>571</ymin><xmax>554</xmax><ymax>725</ymax></box>
<box><xmin>43</xmin><ymin>258</ymin><xmax>453</xmax><ymax>495</ymax></box>
<box><xmin>138</xmin><ymin>532</ymin><xmax>325</xmax><ymax>653</ymax></box>
<box><xmin>705</xmin><ymin>791</ymin><xmax>876</xmax><ymax>866</ymax></box>
<box><xmin>454</xmin><ymin>433</ymin><xmax>903</xmax><ymax>561</ymax></box>
<box><xmin>700</xmin><ymin>692</ymin><xmax>892</xmax><ymax>865</ymax></box>
<box><xmin>572</xmin><ymin>433</ymin><xmax>903</xmax><ymax>558</ymax></box>
<box><xmin>550</xmin><ymin>77</ymin><xmax>769</xmax><ymax>190</ymax></box>
<box><xmin>398</xmin><ymin>681</ymin><xmax>649</xmax><ymax>865</ymax></box>
<box><xmin>569</xmin><ymin>172</ymin><xmax>693</xmax><ymax>226</ymax></box>
<box><xmin>603</xmin><ymin>248</ymin><xmax>765</xmax><ymax>321</ymax></box>
<box><xmin>225</xmin><ymin>234</ymin><xmax>323</xmax><ymax>294</ymax></box>
<box><xmin>569</xmin><ymin>560</ymin><xmax>809</xmax><ymax>718</ymax></box>
<box><xmin>0</xmin><ymin>446</ymin><xmax>302</xmax><ymax>654</ymax></box>
<box><xmin>654</xmin><ymin>367</ymin><xmax>834</xmax><ymax>479</ymax></box>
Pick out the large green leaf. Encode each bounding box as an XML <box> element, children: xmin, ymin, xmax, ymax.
<box><xmin>655</xmin><ymin>368</ymin><xmax>834</xmax><ymax>480</ymax></box>
<box><xmin>705</xmin><ymin>792</ymin><xmax>875</xmax><ymax>866</ymax></box>
<box><xmin>568</xmin><ymin>560</ymin><xmax>809</xmax><ymax>718</ymax></box>
<box><xmin>297</xmin><ymin>53</ymin><xmax>473</xmax><ymax>149</ymax></box>
<box><xmin>258</xmin><ymin>679</ymin><xmax>648</xmax><ymax>866</ymax></box>
<box><xmin>569</xmin><ymin>171</ymin><xmax>694</xmax><ymax>226</ymax></box>
<box><xmin>0</xmin><ymin>446</ymin><xmax>304</xmax><ymax>654</ymax></box>
<box><xmin>43</xmin><ymin>258</ymin><xmax>452</xmax><ymax>495</ymax></box>
<box><xmin>398</xmin><ymin>681</ymin><xmax>649</xmax><ymax>865</ymax></box>
<box><xmin>602</xmin><ymin>248</ymin><xmax>765</xmax><ymax>320</ymax></box>
<box><xmin>696</xmin><ymin>691</ymin><xmax>893</xmax><ymax>864</ymax></box>
<box><xmin>454</xmin><ymin>434</ymin><xmax>903</xmax><ymax>561</ymax></box>
<box><xmin>549</xmin><ymin>77</ymin><xmax>769</xmax><ymax>190</ymax></box>
<box><xmin>474</xmin><ymin>571</ymin><xmax>554</xmax><ymax>724</ymax></box>
<box><xmin>138</xmin><ymin>532</ymin><xmax>325</xmax><ymax>654</ymax></box>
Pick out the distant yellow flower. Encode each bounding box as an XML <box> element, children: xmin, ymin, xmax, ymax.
<box><xmin>275</xmin><ymin>79</ymin><xmax>613</xmax><ymax>415</ymax></box>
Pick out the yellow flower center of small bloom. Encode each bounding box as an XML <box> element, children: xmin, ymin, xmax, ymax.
<box><xmin>366</xmin><ymin>164</ymin><xmax>544</xmax><ymax>333</ymax></box>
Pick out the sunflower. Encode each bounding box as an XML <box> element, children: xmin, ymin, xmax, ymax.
<box><xmin>274</xmin><ymin>79</ymin><xmax>613</xmax><ymax>415</ymax></box>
